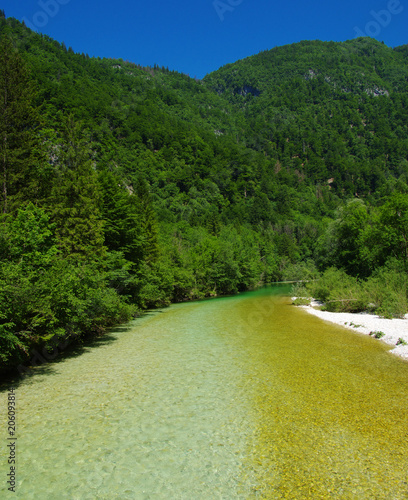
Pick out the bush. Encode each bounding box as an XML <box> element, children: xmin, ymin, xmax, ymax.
<box><xmin>369</xmin><ymin>331</ymin><xmax>385</xmax><ymax>339</ymax></box>
<box><xmin>292</xmin><ymin>297</ymin><xmax>311</xmax><ymax>306</ymax></box>
<box><xmin>0</xmin><ymin>258</ymin><xmax>137</xmax><ymax>373</ymax></box>
<box><xmin>364</xmin><ymin>264</ymin><xmax>408</xmax><ymax>318</ymax></box>
<box><xmin>303</xmin><ymin>263</ymin><xmax>408</xmax><ymax>318</ymax></box>
<box><xmin>291</xmin><ymin>281</ymin><xmax>311</xmax><ymax>300</ymax></box>
<box><xmin>281</xmin><ymin>259</ymin><xmax>320</xmax><ymax>282</ymax></box>
<box><xmin>308</xmin><ymin>268</ymin><xmax>367</xmax><ymax>312</ymax></box>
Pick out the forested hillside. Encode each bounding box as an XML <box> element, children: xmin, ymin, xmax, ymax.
<box><xmin>1</xmin><ymin>14</ymin><xmax>408</xmax><ymax>374</ymax></box>
<box><xmin>205</xmin><ymin>39</ymin><xmax>408</xmax><ymax>197</ymax></box>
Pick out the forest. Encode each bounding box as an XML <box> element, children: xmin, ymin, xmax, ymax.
<box><xmin>1</xmin><ymin>13</ymin><xmax>408</xmax><ymax>374</ymax></box>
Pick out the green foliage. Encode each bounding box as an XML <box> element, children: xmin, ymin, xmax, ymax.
<box><xmin>205</xmin><ymin>39</ymin><xmax>408</xmax><ymax>198</ymax></box>
<box><xmin>2</xmin><ymin>21</ymin><xmax>408</xmax><ymax>372</ymax></box>
<box><xmin>136</xmin><ymin>260</ymin><xmax>173</xmax><ymax>309</ymax></box>
<box><xmin>134</xmin><ymin>176</ymin><xmax>159</xmax><ymax>263</ymax></box>
<box><xmin>291</xmin><ymin>281</ymin><xmax>309</xmax><ymax>298</ymax></box>
<box><xmin>378</xmin><ymin>192</ymin><xmax>408</xmax><ymax>268</ymax></box>
<box><xmin>281</xmin><ymin>259</ymin><xmax>319</xmax><ymax>282</ymax></box>
<box><xmin>0</xmin><ymin>203</ymin><xmax>57</xmax><ymax>267</ymax></box>
<box><xmin>369</xmin><ymin>331</ymin><xmax>385</xmax><ymax>339</ymax></box>
<box><xmin>0</xmin><ymin>255</ymin><xmax>136</xmax><ymax>371</ymax></box>
<box><xmin>308</xmin><ymin>268</ymin><xmax>366</xmax><ymax>313</ymax></box>
<box><xmin>364</xmin><ymin>262</ymin><xmax>408</xmax><ymax>318</ymax></box>
<box><xmin>98</xmin><ymin>170</ymin><xmax>144</xmax><ymax>264</ymax></box>
<box><xmin>49</xmin><ymin>116</ymin><xmax>105</xmax><ymax>261</ymax></box>
<box><xmin>292</xmin><ymin>297</ymin><xmax>311</xmax><ymax>306</ymax></box>
<box><xmin>306</xmin><ymin>264</ymin><xmax>408</xmax><ymax>317</ymax></box>
<box><xmin>0</xmin><ymin>35</ymin><xmax>46</xmax><ymax>213</ymax></box>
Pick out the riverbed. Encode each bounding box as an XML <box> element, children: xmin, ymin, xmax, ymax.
<box><xmin>1</xmin><ymin>286</ymin><xmax>408</xmax><ymax>499</ymax></box>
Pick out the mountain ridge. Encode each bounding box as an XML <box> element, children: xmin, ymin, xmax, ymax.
<box><xmin>1</xmin><ymin>17</ymin><xmax>408</xmax><ymax>372</ymax></box>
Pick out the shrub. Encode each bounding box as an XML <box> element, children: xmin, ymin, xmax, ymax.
<box><xmin>291</xmin><ymin>282</ymin><xmax>310</xmax><ymax>298</ymax></box>
<box><xmin>369</xmin><ymin>331</ymin><xmax>385</xmax><ymax>339</ymax></box>
<box><xmin>281</xmin><ymin>259</ymin><xmax>320</xmax><ymax>282</ymax></box>
<box><xmin>292</xmin><ymin>297</ymin><xmax>311</xmax><ymax>306</ymax></box>
<box><xmin>308</xmin><ymin>268</ymin><xmax>366</xmax><ymax>312</ymax></box>
<box><xmin>305</xmin><ymin>264</ymin><xmax>408</xmax><ymax>318</ymax></box>
<box><xmin>364</xmin><ymin>264</ymin><xmax>408</xmax><ymax>318</ymax></box>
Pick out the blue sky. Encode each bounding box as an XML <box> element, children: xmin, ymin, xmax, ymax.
<box><xmin>2</xmin><ymin>0</ymin><xmax>407</xmax><ymax>78</ymax></box>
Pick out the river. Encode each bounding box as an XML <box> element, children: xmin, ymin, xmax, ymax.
<box><xmin>1</xmin><ymin>286</ymin><xmax>408</xmax><ymax>499</ymax></box>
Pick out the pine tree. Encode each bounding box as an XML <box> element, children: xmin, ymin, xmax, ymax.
<box><xmin>134</xmin><ymin>176</ymin><xmax>159</xmax><ymax>263</ymax></box>
<box><xmin>0</xmin><ymin>35</ymin><xmax>44</xmax><ymax>214</ymax></box>
<box><xmin>98</xmin><ymin>170</ymin><xmax>144</xmax><ymax>264</ymax></box>
<box><xmin>50</xmin><ymin>115</ymin><xmax>105</xmax><ymax>261</ymax></box>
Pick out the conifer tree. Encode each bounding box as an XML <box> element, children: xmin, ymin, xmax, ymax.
<box><xmin>50</xmin><ymin>115</ymin><xmax>105</xmax><ymax>261</ymax></box>
<box><xmin>134</xmin><ymin>176</ymin><xmax>159</xmax><ymax>263</ymax></box>
<box><xmin>0</xmin><ymin>35</ymin><xmax>44</xmax><ymax>214</ymax></box>
<box><xmin>98</xmin><ymin>170</ymin><xmax>144</xmax><ymax>264</ymax></box>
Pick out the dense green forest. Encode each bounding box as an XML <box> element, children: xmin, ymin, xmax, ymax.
<box><xmin>1</xmin><ymin>14</ymin><xmax>408</xmax><ymax>374</ymax></box>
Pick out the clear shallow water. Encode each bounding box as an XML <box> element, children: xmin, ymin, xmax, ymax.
<box><xmin>2</xmin><ymin>286</ymin><xmax>408</xmax><ymax>499</ymax></box>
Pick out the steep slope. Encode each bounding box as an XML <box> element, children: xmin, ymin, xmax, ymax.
<box><xmin>204</xmin><ymin>38</ymin><xmax>408</xmax><ymax>197</ymax></box>
<box><xmin>1</xmin><ymin>18</ymin><xmax>336</xmax><ymax>228</ymax></box>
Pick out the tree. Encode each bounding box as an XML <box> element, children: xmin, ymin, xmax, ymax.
<box><xmin>317</xmin><ymin>199</ymin><xmax>371</xmax><ymax>277</ymax></box>
<box><xmin>379</xmin><ymin>192</ymin><xmax>408</xmax><ymax>269</ymax></box>
<box><xmin>0</xmin><ymin>202</ymin><xmax>57</xmax><ymax>268</ymax></box>
<box><xmin>50</xmin><ymin>116</ymin><xmax>105</xmax><ymax>261</ymax></box>
<box><xmin>134</xmin><ymin>175</ymin><xmax>159</xmax><ymax>263</ymax></box>
<box><xmin>98</xmin><ymin>170</ymin><xmax>144</xmax><ymax>265</ymax></box>
<box><xmin>0</xmin><ymin>35</ymin><xmax>44</xmax><ymax>214</ymax></box>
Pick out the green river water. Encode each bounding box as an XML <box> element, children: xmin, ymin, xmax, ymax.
<box><xmin>2</xmin><ymin>286</ymin><xmax>408</xmax><ymax>499</ymax></box>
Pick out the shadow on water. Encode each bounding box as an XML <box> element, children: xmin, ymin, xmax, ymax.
<box><xmin>0</xmin><ymin>330</ymin><xmax>129</xmax><ymax>392</ymax></box>
<box><xmin>0</xmin><ymin>305</ymin><xmax>173</xmax><ymax>391</ymax></box>
<box><xmin>0</xmin><ymin>287</ymin><xmax>290</xmax><ymax>392</ymax></box>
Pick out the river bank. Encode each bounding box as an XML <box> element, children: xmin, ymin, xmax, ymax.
<box><xmin>293</xmin><ymin>298</ymin><xmax>408</xmax><ymax>360</ymax></box>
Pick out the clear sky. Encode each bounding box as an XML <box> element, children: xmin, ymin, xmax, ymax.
<box><xmin>2</xmin><ymin>0</ymin><xmax>407</xmax><ymax>78</ymax></box>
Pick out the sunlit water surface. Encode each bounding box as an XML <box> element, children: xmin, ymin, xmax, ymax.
<box><xmin>1</xmin><ymin>286</ymin><xmax>408</xmax><ymax>499</ymax></box>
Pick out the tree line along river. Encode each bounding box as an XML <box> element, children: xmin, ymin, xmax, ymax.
<box><xmin>1</xmin><ymin>285</ymin><xmax>408</xmax><ymax>499</ymax></box>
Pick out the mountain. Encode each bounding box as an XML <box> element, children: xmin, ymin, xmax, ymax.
<box><xmin>1</xmin><ymin>15</ymin><xmax>408</xmax><ymax>373</ymax></box>
<box><xmin>204</xmin><ymin>38</ymin><xmax>408</xmax><ymax>197</ymax></box>
<box><xmin>5</xmin><ymin>18</ymin><xmax>408</xmax><ymax>200</ymax></box>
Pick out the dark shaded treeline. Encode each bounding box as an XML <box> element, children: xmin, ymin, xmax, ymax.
<box><xmin>1</xmin><ymin>16</ymin><xmax>408</xmax><ymax>373</ymax></box>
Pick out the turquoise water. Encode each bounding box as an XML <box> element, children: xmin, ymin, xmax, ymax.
<box><xmin>1</xmin><ymin>287</ymin><xmax>408</xmax><ymax>499</ymax></box>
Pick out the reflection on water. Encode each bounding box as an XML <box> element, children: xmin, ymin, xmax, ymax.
<box><xmin>1</xmin><ymin>286</ymin><xmax>408</xmax><ymax>499</ymax></box>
